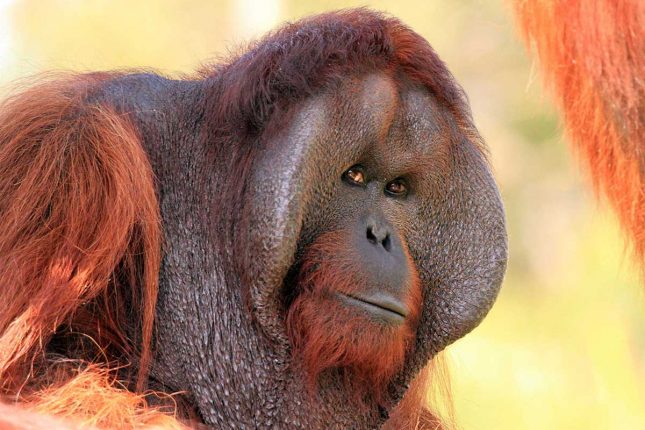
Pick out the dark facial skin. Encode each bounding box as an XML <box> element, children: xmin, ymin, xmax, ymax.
<box><xmin>95</xmin><ymin>68</ymin><xmax>506</xmax><ymax>429</ymax></box>
<box><xmin>289</xmin><ymin>75</ymin><xmax>424</xmax><ymax>328</ymax></box>
<box><xmin>344</xmin><ymin>211</ymin><xmax>412</xmax><ymax>325</ymax></box>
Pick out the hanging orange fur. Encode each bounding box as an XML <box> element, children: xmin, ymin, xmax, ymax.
<box><xmin>514</xmin><ymin>0</ymin><xmax>644</xmax><ymax>267</ymax></box>
<box><xmin>0</xmin><ymin>73</ymin><xmax>176</xmax><ymax>429</ymax></box>
<box><xmin>0</xmin><ymin>365</ymin><xmax>189</xmax><ymax>430</ymax></box>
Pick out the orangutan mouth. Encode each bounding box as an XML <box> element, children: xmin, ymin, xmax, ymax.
<box><xmin>337</xmin><ymin>292</ymin><xmax>408</xmax><ymax>324</ymax></box>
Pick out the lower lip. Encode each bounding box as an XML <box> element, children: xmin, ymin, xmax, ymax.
<box><xmin>336</xmin><ymin>293</ymin><xmax>407</xmax><ymax>325</ymax></box>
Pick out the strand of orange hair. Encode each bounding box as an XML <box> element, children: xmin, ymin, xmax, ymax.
<box><xmin>513</xmin><ymin>0</ymin><xmax>644</xmax><ymax>268</ymax></box>
<box><xmin>0</xmin><ymin>73</ymin><xmax>190</xmax><ymax>429</ymax></box>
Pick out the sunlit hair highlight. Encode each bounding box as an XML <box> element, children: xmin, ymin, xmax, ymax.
<box><xmin>0</xmin><ymin>73</ymin><xmax>164</xmax><ymax>423</ymax></box>
<box><xmin>514</xmin><ymin>0</ymin><xmax>644</xmax><ymax>267</ymax></box>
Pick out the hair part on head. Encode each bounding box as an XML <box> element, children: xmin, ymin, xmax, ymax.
<box><xmin>203</xmin><ymin>8</ymin><xmax>481</xmax><ymax>151</ymax></box>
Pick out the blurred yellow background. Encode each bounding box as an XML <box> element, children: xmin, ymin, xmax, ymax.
<box><xmin>1</xmin><ymin>0</ymin><xmax>642</xmax><ymax>428</ymax></box>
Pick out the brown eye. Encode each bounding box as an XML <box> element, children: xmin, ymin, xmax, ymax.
<box><xmin>385</xmin><ymin>178</ymin><xmax>408</xmax><ymax>196</ymax></box>
<box><xmin>343</xmin><ymin>166</ymin><xmax>366</xmax><ymax>185</ymax></box>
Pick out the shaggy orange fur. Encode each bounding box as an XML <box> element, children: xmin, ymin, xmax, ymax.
<box><xmin>514</xmin><ymin>0</ymin><xmax>644</xmax><ymax>266</ymax></box>
<box><xmin>0</xmin><ymin>365</ymin><xmax>189</xmax><ymax>430</ymax></box>
<box><xmin>0</xmin><ymin>74</ymin><xmax>169</xmax><ymax>428</ymax></box>
<box><xmin>383</xmin><ymin>358</ymin><xmax>453</xmax><ymax>430</ymax></box>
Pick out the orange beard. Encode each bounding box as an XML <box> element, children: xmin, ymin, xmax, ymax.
<box><xmin>286</xmin><ymin>230</ymin><xmax>422</xmax><ymax>405</ymax></box>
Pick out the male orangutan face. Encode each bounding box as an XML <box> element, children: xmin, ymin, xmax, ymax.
<box><xmin>270</xmin><ymin>73</ymin><xmax>504</xmax><ymax>406</ymax></box>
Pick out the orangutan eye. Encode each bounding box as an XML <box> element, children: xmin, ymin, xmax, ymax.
<box><xmin>343</xmin><ymin>165</ymin><xmax>366</xmax><ymax>186</ymax></box>
<box><xmin>385</xmin><ymin>178</ymin><xmax>408</xmax><ymax>196</ymax></box>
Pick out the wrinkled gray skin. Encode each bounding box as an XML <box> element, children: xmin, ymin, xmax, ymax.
<box><xmin>98</xmin><ymin>71</ymin><xmax>507</xmax><ymax>429</ymax></box>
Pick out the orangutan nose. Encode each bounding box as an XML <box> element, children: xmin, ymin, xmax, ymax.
<box><xmin>366</xmin><ymin>220</ymin><xmax>392</xmax><ymax>252</ymax></box>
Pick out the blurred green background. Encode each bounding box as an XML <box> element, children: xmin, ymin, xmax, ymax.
<box><xmin>1</xmin><ymin>0</ymin><xmax>642</xmax><ymax>428</ymax></box>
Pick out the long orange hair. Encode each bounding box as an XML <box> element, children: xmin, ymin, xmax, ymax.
<box><xmin>0</xmin><ymin>73</ymin><xmax>184</xmax><ymax>428</ymax></box>
<box><xmin>514</xmin><ymin>0</ymin><xmax>644</xmax><ymax>267</ymax></box>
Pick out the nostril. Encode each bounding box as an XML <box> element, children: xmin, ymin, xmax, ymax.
<box><xmin>366</xmin><ymin>226</ymin><xmax>377</xmax><ymax>244</ymax></box>
<box><xmin>382</xmin><ymin>234</ymin><xmax>391</xmax><ymax>252</ymax></box>
<box><xmin>366</xmin><ymin>224</ymin><xmax>392</xmax><ymax>252</ymax></box>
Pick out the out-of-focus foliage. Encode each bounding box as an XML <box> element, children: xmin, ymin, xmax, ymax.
<box><xmin>1</xmin><ymin>0</ymin><xmax>642</xmax><ymax>428</ymax></box>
